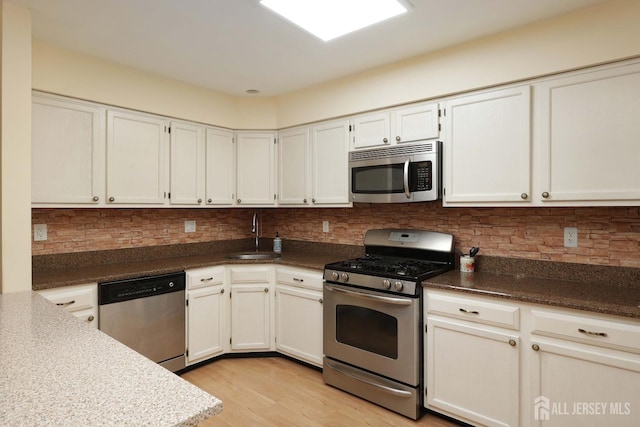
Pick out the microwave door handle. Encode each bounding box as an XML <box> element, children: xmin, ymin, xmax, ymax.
<box><xmin>403</xmin><ymin>159</ymin><xmax>411</xmax><ymax>199</ymax></box>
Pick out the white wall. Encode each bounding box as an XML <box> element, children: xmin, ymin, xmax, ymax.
<box><xmin>1</xmin><ymin>0</ymin><xmax>32</xmax><ymax>293</ymax></box>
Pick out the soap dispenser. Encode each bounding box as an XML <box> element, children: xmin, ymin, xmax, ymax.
<box><xmin>273</xmin><ymin>232</ymin><xmax>282</xmax><ymax>253</ymax></box>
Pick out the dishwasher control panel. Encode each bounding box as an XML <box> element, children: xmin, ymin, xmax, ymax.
<box><xmin>98</xmin><ymin>272</ymin><xmax>186</xmax><ymax>305</ymax></box>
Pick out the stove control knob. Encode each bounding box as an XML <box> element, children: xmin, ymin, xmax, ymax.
<box><xmin>395</xmin><ymin>281</ymin><xmax>404</xmax><ymax>291</ymax></box>
<box><xmin>331</xmin><ymin>272</ymin><xmax>339</xmax><ymax>281</ymax></box>
<box><xmin>382</xmin><ymin>279</ymin><xmax>391</xmax><ymax>290</ymax></box>
<box><xmin>341</xmin><ymin>273</ymin><xmax>350</xmax><ymax>282</ymax></box>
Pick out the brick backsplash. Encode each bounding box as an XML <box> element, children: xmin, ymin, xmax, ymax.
<box><xmin>32</xmin><ymin>203</ymin><xmax>640</xmax><ymax>268</ymax></box>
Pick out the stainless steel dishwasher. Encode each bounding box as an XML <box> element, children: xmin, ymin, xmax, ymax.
<box><xmin>98</xmin><ymin>272</ymin><xmax>186</xmax><ymax>372</ymax></box>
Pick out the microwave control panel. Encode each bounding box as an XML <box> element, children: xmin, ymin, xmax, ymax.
<box><xmin>411</xmin><ymin>161</ymin><xmax>432</xmax><ymax>191</ymax></box>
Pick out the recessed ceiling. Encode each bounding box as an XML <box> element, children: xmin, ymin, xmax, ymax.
<box><xmin>13</xmin><ymin>0</ymin><xmax>608</xmax><ymax>96</ymax></box>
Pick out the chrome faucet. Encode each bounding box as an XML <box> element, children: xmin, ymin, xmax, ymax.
<box><xmin>252</xmin><ymin>211</ymin><xmax>259</xmax><ymax>252</ymax></box>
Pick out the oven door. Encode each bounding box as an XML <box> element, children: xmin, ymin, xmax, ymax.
<box><xmin>323</xmin><ymin>282</ymin><xmax>420</xmax><ymax>386</ymax></box>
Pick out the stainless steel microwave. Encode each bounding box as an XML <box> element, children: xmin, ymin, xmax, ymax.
<box><xmin>349</xmin><ymin>141</ymin><xmax>442</xmax><ymax>203</ymax></box>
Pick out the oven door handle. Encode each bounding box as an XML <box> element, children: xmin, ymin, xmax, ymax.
<box><xmin>324</xmin><ymin>285</ymin><xmax>413</xmax><ymax>306</ymax></box>
<box><xmin>326</xmin><ymin>360</ymin><xmax>413</xmax><ymax>398</ymax></box>
<box><xmin>403</xmin><ymin>159</ymin><xmax>411</xmax><ymax>199</ymax></box>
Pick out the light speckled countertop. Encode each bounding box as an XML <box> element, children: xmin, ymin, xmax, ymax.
<box><xmin>0</xmin><ymin>291</ymin><xmax>222</xmax><ymax>426</ymax></box>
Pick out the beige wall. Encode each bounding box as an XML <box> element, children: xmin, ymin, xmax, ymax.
<box><xmin>274</xmin><ymin>0</ymin><xmax>640</xmax><ymax>127</ymax></box>
<box><xmin>30</xmin><ymin>0</ymin><xmax>640</xmax><ymax>130</ymax></box>
<box><xmin>1</xmin><ymin>0</ymin><xmax>31</xmax><ymax>293</ymax></box>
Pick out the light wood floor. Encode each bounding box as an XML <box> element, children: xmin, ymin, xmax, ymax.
<box><xmin>181</xmin><ymin>356</ymin><xmax>460</xmax><ymax>427</ymax></box>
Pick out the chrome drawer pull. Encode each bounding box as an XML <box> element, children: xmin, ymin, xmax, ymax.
<box><xmin>578</xmin><ymin>328</ymin><xmax>608</xmax><ymax>337</ymax></box>
<box><xmin>56</xmin><ymin>300</ymin><xmax>76</xmax><ymax>307</ymax></box>
<box><xmin>459</xmin><ymin>308</ymin><xmax>479</xmax><ymax>315</ymax></box>
<box><xmin>293</xmin><ymin>277</ymin><xmax>304</xmax><ymax>283</ymax></box>
<box><xmin>200</xmin><ymin>277</ymin><xmax>214</xmax><ymax>283</ymax></box>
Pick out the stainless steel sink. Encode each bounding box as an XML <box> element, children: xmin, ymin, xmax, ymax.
<box><xmin>226</xmin><ymin>252</ymin><xmax>282</xmax><ymax>260</ymax></box>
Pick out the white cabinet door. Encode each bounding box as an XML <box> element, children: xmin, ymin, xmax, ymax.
<box><xmin>444</xmin><ymin>85</ymin><xmax>531</xmax><ymax>205</ymax></box>
<box><xmin>352</xmin><ymin>112</ymin><xmax>391</xmax><ymax>149</ymax></box>
<box><xmin>426</xmin><ymin>317</ymin><xmax>520</xmax><ymax>427</ymax></box>
<box><xmin>106</xmin><ymin>110</ymin><xmax>168</xmax><ymax>204</ymax></box>
<box><xmin>236</xmin><ymin>132</ymin><xmax>276</xmax><ymax>205</ymax></box>
<box><xmin>536</xmin><ymin>61</ymin><xmax>640</xmax><ymax>203</ymax></box>
<box><xmin>310</xmin><ymin>119</ymin><xmax>351</xmax><ymax>205</ymax></box>
<box><xmin>37</xmin><ymin>283</ymin><xmax>98</xmax><ymax>329</ymax></box>
<box><xmin>186</xmin><ymin>284</ymin><xmax>227</xmax><ymax>364</ymax></box>
<box><xmin>170</xmin><ymin>121</ymin><xmax>205</xmax><ymax>206</ymax></box>
<box><xmin>278</xmin><ymin>127</ymin><xmax>309</xmax><ymax>205</ymax></box>
<box><xmin>32</xmin><ymin>94</ymin><xmax>105</xmax><ymax>205</ymax></box>
<box><xmin>205</xmin><ymin>128</ymin><xmax>236</xmax><ymax>205</ymax></box>
<box><xmin>275</xmin><ymin>285</ymin><xmax>323</xmax><ymax>367</ymax></box>
<box><xmin>393</xmin><ymin>102</ymin><xmax>440</xmax><ymax>144</ymax></box>
<box><xmin>230</xmin><ymin>283</ymin><xmax>272</xmax><ymax>351</ymax></box>
<box><xmin>529</xmin><ymin>339</ymin><xmax>640</xmax><ymax>427</ymax></box>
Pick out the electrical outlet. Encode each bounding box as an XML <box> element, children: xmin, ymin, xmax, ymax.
<box><xmin>184</xmin><ymin>220</ymin><xmax>196</xmax><ymax>233</ymax></box>
<box><xmin>322</xmin><ymin>220</ymin><xmax>329</xmax><ymax>233</ymax></box>
<box><xmin>34</xmin><ymin>224</ymin><xmax>48</xmax><ymax>241</ymax></box>
<box><xmin>564</xmin><ymin>227</ymin><xmax>578</xmax><ymax>248</ymax></box>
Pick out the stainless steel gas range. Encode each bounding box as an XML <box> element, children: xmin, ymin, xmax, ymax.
<box><xmin>323</xmin><ymin>229</ymin><xmax>455</xmax><ymax>419</ymax></box>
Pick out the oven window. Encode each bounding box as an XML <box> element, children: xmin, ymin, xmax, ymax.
<box><xmin>335</xmin><ymin>305</ymin><xmax>398</xmax><ymax>359</ymax></box>
<box><xmin>351</xmin><ymin>164</ymin><xmax>404</xmax><ymax>194</ymax></box>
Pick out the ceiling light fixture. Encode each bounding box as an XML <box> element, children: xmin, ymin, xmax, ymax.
<box><xmin>259</xmin><ymin>0</ymin><xmax>412</xmax><ymax>42</ymax></box>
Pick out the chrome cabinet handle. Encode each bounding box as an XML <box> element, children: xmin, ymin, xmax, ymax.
<box><xmin>200</xmin><ymin>277</ymin><xmax>214</xmax><ymax>283</ymax></box>
<box><xmin>303</xmin><ymin>198</ymin><xmax>307</xmax><ymax>203</ymax></box>
<box><xmin>237</xmin><ymin>198</ymin><xmax>241</xmax><ymax>203</ymax></box>
<box><xmin>293</xmin><ymin>277</ymin><xmax>304</xmax><ymax>283</ymax></box>
<box><xmin>508</xmin><ymin>339</ymin><xmax>517</xmax><ymax>347</ymax></box>
<box><xmin>383</xmin><ymin>137</ymin><xmax>388</xmax><ymax>143</ymax></box>
<box><xmin>264</xmin><ymin>288</ymin><xmax>269</xmax><ymax>293</ymax></box>
<box><xmin>532</xmin><ymin>344</ymin><xmax>540</xmax><ymax>351</ymax></box>
<box><xmin>459</xmin><ymin>308</ymin><xmax>479</xmax><ymax>315</ymax></box>
<box><xmin>220</xmin><ymin>289</ymin><xmax>225</xmax><ymax>294</ymax></box>
<box><xmin>92</xmin><ymin>196</ymin><xmax>99</xmax><ymax>202</ymax></box>
<box><xmin>197</xmin><ymin>198</ymin><xmax>202</xmax><ymax>203</ymax></box>
<box><xmin>396</xmin><ymin>136</ymin><xmax>401</xmax><ymax>142</ymax></box>
<box><xmin>312</xmin><ymin>198</ymin><xmax>316</xmax><ymax>203</ymax></box>
<box><xmin>520</xmin><ymin>193</ymin><xmax>528</xmax><ymax>200</ymax></box>
<box><xmin>578</xmin><ymin>328</ymin><xmax>608</xmax><ymax>337</ymax></box>
<box><xmin>207</xmin><ymin>198</ymin><xmax>212</xmax><ymax>203</ymax></box>
<box><xmin>542</xmin><ymin>192</ymin><xmax>550</xmax><ymax>198</ymax></box>
<box><xmin>56</xmin><ymin>300</ymin><xmax>76</xmax><ymax>307</ymax></box>
<box><xmin>318</xmin><ymin>298</ymin><xmax>323</xmax><ymax>304</ymax></box>
<box><xmin>87</xmin><ymin>315</ymin><xmax>95</xmax><ymax>323</ymax></box>
<box><xmin>108</xmin><ymin>196</ymin><xmax>115</xmax><ymax>202</ymax></box>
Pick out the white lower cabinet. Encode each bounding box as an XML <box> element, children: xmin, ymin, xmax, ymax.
<box><xmin>37</xmin><ymin>283</ymin><xmax>98</xmax><ymax>328</ymax></box>
<box><xmin>228</xmin><ymin>265</ymin><xmax>275</xmax><ymax>352</ymax></box>
<box><xmin>275</xmin><ymin>267</ymin><xmax>323</xmax><ymax>367</ymax></box>
<box><xmin>527</xmin><ymin>309</ymin><xmax>640</xmax><ymax>427</ymax></box>
<box><xmin>186</xmin><ymin>267</ymin><xmax>228</xmax><ymax>365</ymax></box>
<box><xmin>425</xmin><ymin>291</ymin><xmax>520</xmax><ymax>427</ymax></box>
<box><xmin>426</xmin><ymin>289</ymin><xmax>640</xmax><ymax>427</ymax></box>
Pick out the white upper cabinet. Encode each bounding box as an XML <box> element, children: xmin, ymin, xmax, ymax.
<box><xmin>443</xmin><ymin>85</ymin><xmax>531</xmax><ymax>205</ymax></box>
<box><xmin>351</xmin><ymin>102</ymin><xmax>440</xmax><ymax>150</ymax></box>
<box><xmin>393</xmin><ymin>102</ymin><xmax>440</xmax><ymax>144</ymax></box>
<box><xmin>169</xmin><ymin>121</ymin><xmax>205</xmax><ymax>206</ymax></box>
<box><xmin>351</xmin><ymin>111</ymin><xmax>391</xmax><ymax>149</ymax></box>
<box><xmin>278</xmin><ymin>127</ymin><xmax>309</xmax><ymax>205</ymax></box>
<box><xmin>205</xmin><ymin>128</ymin><xmax>236</xmax><ymax>206</ymax></box>
<box><xmin>535</xmin><ymin>61</ymin><xmax>640</xmax><ymax>204</ymax></box>
<box><xmin>310</xmin><ymin>119</ymin><xmax>351</xmax><ymax>205</ymax></box>
<box><xmin>236</xmin><ymin>132</ymin><xmax>277</xmax><ymax>205</ymax></box>
<box><xmin>32</xmin><ymin>93</ymin><xmax>105</xmax><ymax>205</ymax></box>
<box><xmin>106</xmin><ymin>109</ymin><xmax>169</xmax><ymax>205</ymax></box>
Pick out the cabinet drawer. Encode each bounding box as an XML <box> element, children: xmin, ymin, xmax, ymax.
<box><xmin>37</xmin><ymin>283</ymin><xmax>97</xmax><ymax>313</ymax></box>
<box><xmin>531</xmin><ymin>309</ymin><xmax>640</xmax><ymax>354</ymax></box>
<box><xmin>276</xmin><ymin>267</ymin><xmax>322</xmax><ymax>290</ymax></box>
<box><xmin>187</xmin><ymin>266</ymin><xmax>225</xmax><ymax>290</ymax></box>
<box><xmin>229</xmin><ymin>266</ymin><xmax>272</xmax><ymax>283</ymax></box>
<box><xmin>427</xmin><ymin>292</ymin><xmax>520</xmax><ymax>330</ymax></box>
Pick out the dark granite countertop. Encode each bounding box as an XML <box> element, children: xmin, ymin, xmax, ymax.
<box><xmin>422</xmin><ymin>257</ymin><xmax>640</xmax><ymax>320</ymax></box>
<box><xmin>32</xmin><ymin>239</ymin><xmax>363</xmax><ymax>291</ymax></box>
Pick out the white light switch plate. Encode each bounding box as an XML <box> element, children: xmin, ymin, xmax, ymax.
<box><xmin>323</xmin><ymin>220</ymin><xmax>329</xmax><ymax>233</ymax></box>
<box><xmin>184</xmin><ymin>220</ymin><xmax>196</xmax><ymax>233</ymax></box>
<box><xmin>34</xmin><ymin>224</ymin><xmax>48</xmax><ymax>241</ymax></box>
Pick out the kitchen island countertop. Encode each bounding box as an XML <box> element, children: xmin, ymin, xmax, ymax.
<box><xmin>0</xmin><ymin>291</ymin><xmax>222</xmax><ymax>426</ymax></box>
